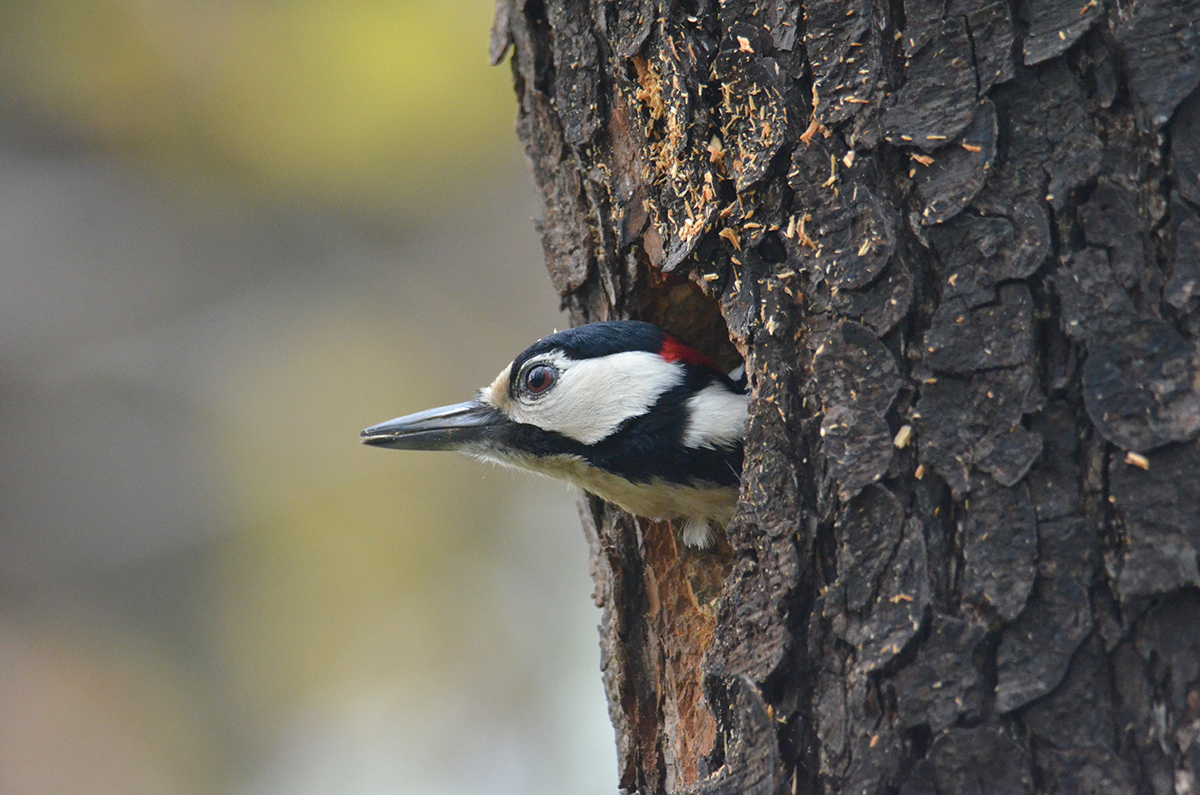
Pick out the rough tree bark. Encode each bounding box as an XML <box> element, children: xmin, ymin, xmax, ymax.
<box><xmin>490</xmin><ymin>1</ymin><xmax>1200</xmax><ymax>793</ymax></box>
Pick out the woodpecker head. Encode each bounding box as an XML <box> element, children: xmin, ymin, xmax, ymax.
<box><xmin>360</xmin><ymin>321</ymin><xmax>749</xmax><ymax>547</ymax></box>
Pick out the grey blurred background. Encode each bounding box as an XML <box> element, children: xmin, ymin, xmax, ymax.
<box><xmin>0</xmin><ymin>1</ymin><xmax>615</xmax><ymax>793</ymax></box>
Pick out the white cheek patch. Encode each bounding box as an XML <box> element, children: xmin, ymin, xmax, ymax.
<box><xmin>681</xmin><ymin>383</ymin><xmax>750</xmax><ymax>450</ymax></box>
<box><xmin>501</xmin><ymin>351</ymin><xmax>685</xmax><ymax>445</ymax></box>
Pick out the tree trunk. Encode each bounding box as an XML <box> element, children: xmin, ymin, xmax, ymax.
<box><xmin>491</xmin><ymin>1</ymin><xmax>1200</xmax><ymax>792</ymax></box>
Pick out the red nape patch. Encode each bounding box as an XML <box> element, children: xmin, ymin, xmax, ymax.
<box><xmin>659</xmin><ymin>335</ymin><xmax>723</xmax><ymax>372</ymax></box>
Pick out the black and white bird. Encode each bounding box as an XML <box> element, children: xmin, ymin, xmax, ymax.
<box><xmin>360</xmin><ymin>321</ymin><xmax>749</xmax><ymax>547</ymax></box>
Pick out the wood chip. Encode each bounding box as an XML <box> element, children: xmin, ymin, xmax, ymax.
<box><xmin>1125</xmin><ymin>451</ymin><xmax>1150</xmax><ymax>470</ymax></box>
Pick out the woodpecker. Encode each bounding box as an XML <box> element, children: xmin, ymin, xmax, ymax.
<box><xmin>360</xmin><ymin>320</ymin><xmax>749</xmax><ymax>547</ymax></box>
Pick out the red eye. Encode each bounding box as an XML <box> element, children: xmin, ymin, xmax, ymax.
<box><xmin>524</xmin><ymin>364</ymin><xmax>558</xmax><ymax>395</ymax></box>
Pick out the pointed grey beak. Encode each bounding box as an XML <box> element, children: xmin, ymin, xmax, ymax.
<box><xmin>360</xmin><ymin>400</ymin><xmax>501</xmax><ymax>451</ymax></box>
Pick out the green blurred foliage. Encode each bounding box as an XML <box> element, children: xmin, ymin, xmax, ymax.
<box><xmin>0</xmin><ymin>0</ymin><xmax>516</xmax><ymax>211</ymax></box>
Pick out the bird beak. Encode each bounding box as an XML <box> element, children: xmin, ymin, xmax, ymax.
<box><xmin>360</xmin><ymin>400</ymin><xmax>502</xmax><ymax>451</ymax></box>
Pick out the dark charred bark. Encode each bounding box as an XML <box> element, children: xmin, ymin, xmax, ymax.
<box><xmin>491</xmin><ymin>1</ymin><xmax>1200</xmax><ymax>792</ymax></box>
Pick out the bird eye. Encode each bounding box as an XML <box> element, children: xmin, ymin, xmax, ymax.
<box><xmin>524</xmin><ymin>364</ymin><xmax>558</xmax><ymax>395</ymax></box>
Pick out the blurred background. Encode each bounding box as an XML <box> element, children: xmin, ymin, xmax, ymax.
<box><xmin>0</xmin><ymin>1</ymin><xmax>616</xmax><ymax>793</ymax></box>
